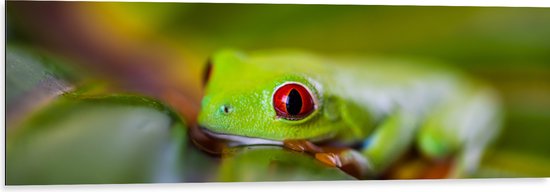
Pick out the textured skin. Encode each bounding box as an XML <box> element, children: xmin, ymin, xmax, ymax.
<box><xmin>198</xmin><ymin>49</ymin><xmax>501</xmax><ymax>178</ymax></box>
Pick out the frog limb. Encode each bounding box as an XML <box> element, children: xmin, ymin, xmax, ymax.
<box><xmin>417</xmin><ymin>88</ymin><xmax>501</xmax><ymax>178</ymax></box>
<box><xmin>282</xmin><ymin>139</ymin><xmax>371</xmax><ymax>179</ymax></box>
<box><xmin>307</xmin><ymin>111</ymin><xmax>420</xmax><ymax>179</ymax></box>
<box><xmin>358</xmin><ymin>111</ymin><xmax>419</xmax><ymax>178</ymax></box>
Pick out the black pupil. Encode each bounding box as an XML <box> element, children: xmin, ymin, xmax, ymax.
<box><xmin>286</xmin><ymin>89</ymin><xmax>302</xmax><ymax>115</ymax></box>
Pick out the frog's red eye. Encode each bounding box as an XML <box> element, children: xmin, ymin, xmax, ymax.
<box><xmin>273</xmin><ymin>83</ymin><xmax>316</xmax><ymax>120</ymax></box>
<box><xmin>203</xmin><ymin>58</ymin><xmax>213</xmax><ymax>86</ymax></box>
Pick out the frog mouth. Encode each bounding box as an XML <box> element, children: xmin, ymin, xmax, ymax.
<box><xmin>199</xmin><ymin>126</ymin><xmax>283</xmax><ymax>147</ymax></box>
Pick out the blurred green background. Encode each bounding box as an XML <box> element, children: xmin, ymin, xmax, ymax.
<box><xmin>6</xmin><ymin>2</ymin><xmax>550</xmax><ymax>184</ymax></box>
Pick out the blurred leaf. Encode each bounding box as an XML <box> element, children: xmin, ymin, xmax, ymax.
<box><xmin>218</xmin><ymin>146</ymin><xmax>355</xmax><ymax>181</ymax></box>
<box><xmin>6</xmin><ymin>95</ymin><xmax>189</xmax><ymax>184</ymax></box>
<box><xmin>476</xmin><ymin>149</ymin><xmax>550</xmax><ymax>178</ymax></box>
<box><xmin>5</xmin><ymin>47</ymin><xmax>71</xmax><ymax>105</ymax></box>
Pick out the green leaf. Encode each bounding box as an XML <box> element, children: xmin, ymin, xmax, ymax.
<box><xmin>218</xmin><ymin>146</ymin><xmax>355</xmax><ymax>181</ymax></box>
<box><xmin>5</xmin><ymin>47</ymin><xmax>71</xmax><ymax>106</ymax></box>
<box><xmin>6</xmin><ymin>95</ymin><xmax>189</xmax><ymax>185</ymax></box>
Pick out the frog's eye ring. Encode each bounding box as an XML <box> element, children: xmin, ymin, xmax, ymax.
<box><xmin>203</xmin><ymin>58</ymin><xmax>213</xmax><ymax>86</ymax></box>
<box><xmin>273</xmin><ymin>82</ymin><xmax>316</xmax><ymax>120</ymax></box>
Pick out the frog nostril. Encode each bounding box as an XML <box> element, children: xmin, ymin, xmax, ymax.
<box><xmin>221</xmin><ymin>104</ymin><xmax>232</xmax><ymax>114</ymax></box>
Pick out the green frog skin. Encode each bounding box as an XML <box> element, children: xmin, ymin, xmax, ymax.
<box><xmin>197</xmin><ymin>49</ymin><xmax>501</xmax><ymax>179</ymax></box>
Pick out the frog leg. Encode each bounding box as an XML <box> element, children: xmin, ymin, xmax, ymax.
<box><xmin>355</xmin><ymin>111</ymin><xmax>420</xmax><ymax>178</ymax></box>
<box><xmin>283</xmin><ymin>111</ymin><xmax>419</xmax><ymax>179</ymax></box>
<box><xmin>416</xmin><ymin>89</ymin><xmax>501</xmax><ymax>178</ymax></box>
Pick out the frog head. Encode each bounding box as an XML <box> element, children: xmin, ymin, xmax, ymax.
<box><xmin>197</xmin><ymin>50</ymin><xmax>346</xmax><ymax>145</ymax></box>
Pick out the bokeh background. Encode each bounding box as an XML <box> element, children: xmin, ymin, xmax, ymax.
<box><xmin>5</xmin><ymin>1</ymin><xmax>550</xmax><ymax>184</ymax></box>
